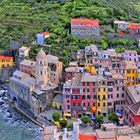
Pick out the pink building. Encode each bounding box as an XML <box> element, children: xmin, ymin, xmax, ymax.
<box><xmin>20</xmin><ymin>59</ymin><xmax>36</xmax><ymax>77</ymax></box>
<box><xmin>63</xmin><ymin>73</ymin><xmax>82</xmax><ymax>118</ymax></box>
<box><xmin>123</xmin><ymin>50</ymin><xmax>138</xmax><ymax>63</ymax></box>
<box><xmin>65</xmin><ymin>66</ymin><xmax>84</xmax><ymax>81</ymax></box>
<box><xmin>112</xmin><ymin>74</ymin><xmax>126</xmax><ymax>113</ymax></box>
<box><xmin>81</xmin><ymin>75</ymin><xmax>97</xmax><ymax>117</ymax></box>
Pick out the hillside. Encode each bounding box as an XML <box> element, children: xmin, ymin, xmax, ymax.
<box><xmin>1</xmin><ymin>0</ymin><xmax>140</xmax><ymax>65</ymax></box>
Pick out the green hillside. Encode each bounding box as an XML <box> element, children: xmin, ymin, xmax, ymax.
<box><xmin>1</xmin><ymin>0</ymin><xmax>140</xmax><ymax>65</ymax></box>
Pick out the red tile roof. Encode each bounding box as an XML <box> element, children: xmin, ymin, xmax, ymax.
<box><xmin>39</xmin><ymin>32</ymin><xmax>50</xmax><ymax>35</ymax></box>
<box><xmin>71</xmin><ymin>18</ymin><xmax>99</xmax><ymax>27</ymax></box>
<box><xmin>128</xmin><ymin>24</ymin><xmax>140</xmax><ymax>29</ymax></box>
<box><xmin>0</xmin><ymin>56</ymin><xmax>13</xmax><ymax>61</ymax></box>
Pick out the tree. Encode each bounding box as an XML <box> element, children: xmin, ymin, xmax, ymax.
<box><xmin>52</xmin><ymin>112</ymin><xmax>61</xmax><ymax>122</ymax></box>
<box><xmin>59</xmin><ymin>118</ymin><xmax>67</xmax><ymax>129</ymax></box>
<box><xmin>67</xmin><ymin>123</ymin><xmax>73</xmax><ymax>131</ymax></box>
<box><xmin>81</xmin><ymin>115</ymin><xmax>91</xmax><ymax>124</ymax></box>
<box><xmin>101</xmin><ymin>40</ymin><xmax>108</xmax><ymax>50</ymax></box>
<box><xmin>95</xmin><ymin>115</ymin><xmax>103</xmax><ymax>124</ymax></box>
<box><xmin>108</xmin><ymin>113</ymin><xmax>119</xmax><ymax>124</ymax></box>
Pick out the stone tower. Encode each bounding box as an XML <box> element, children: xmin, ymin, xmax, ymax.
<box><xmin>36</xmin><ymin>48</ymin><xmax>48</xmax><ymax>86</ymax></box>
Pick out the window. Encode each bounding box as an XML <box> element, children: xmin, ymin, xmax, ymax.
<box><xmin>98</xmin><ymin>88</ymin><xmax>100</xmax><ymax>92</ymax></box>
<box><xmin>83</xmin><ymin>103</ymin><xmax>85</xmax><ymax>107</ymax></box>
<box><xmin>83</xmin><ymin>82</ymin><xmax>85</xmax><ymax>86</ymax></box>
<box><xmin>103</xmin><ymin>88</ymin><xmax>106</xmax><ymax>92</ymax></box>
<box><xmin>87</xmin><ymin>82</ymin><xmax>89</xmax><ymax>86</ymax></box>
<box><xmin>93</xmin><ymin>102</ymin><xmax>96</xmax><ymax>106</ymax></box>
<box><xmin>117</xmin><ymin>87</ymin><xmax>119</xmax><ymax>91</ymax></box>
<box><xmin>78</xmin><ymin>103</ymin><xmax>81</xmax><ymax>106</ymax></box>
<box><xmin>122</xmin><ymin>93</ymin><xmax>124</xmax><ymax>98</ymax></box>
<box><xmin>103</xmin><ymin>95</ymin><xmax>106</xmax><ymax>100</ymax></box>
<box><xmin>93</xmin><ymin>82</ymin><xmax>95</xmax><ymax>86</ymax></box>
<box><xmin>122</xmin><ymin>87</ymin><xmax>124</xmax><ymax>91</ymax></box>
<box><xmin>98</xmin><ymin>103</ymin><xmax>100</xmax><ymax>107</ymax></box>
<box><xmin>87</xmin><ymin>89</ymin><xmax>89</xmax><ymax>92</ymax></box>
<box><xmin>93</xmin><ymin>88</ymin><xmax>95</xmax><ymax>92</ymax></box>
<box><xmin>108</xmin><ymin>102</ymin><xmax>112</xmax><ymax>106</ymax></box>
<box><xmin>108</xmin><ymin>88</ymin><xmax>113</xmax><ymax>92</ymax></box>
<box><xmin>93</xmin><ymin>95</ymin><xmax>96</xmax><ymax>99</ymax></box>
<box><xmin>82</xmin><ymin>95</ymin><xmax>85</xmax><ymax>99</ymax></box>
<box><xmin>127</xmin><ymin>70</ymin><xmax>131</xmax><ymax>73</ymax></box>
<box><xmin>87</xmin><ymin>95</ymin><xmax>91</xmax><ymax>99</ymax></box>
<box><xmin>88</xmin><ymin>102</ymin><xmax>90</xmax><ymax>106</ymax></box>
<box><xmin>98</xmin><ymin>95</ymin><xmax>100</xmax><ymax>99</ymax></box>
<box><xmin>117</xmin><ymin>94</ymin><xmax>119</xmax><ymax>98</ymax></box>
<box><xmin>103</xmin><ymin>103</ymin><xmax>106</xmax><ymax>107</ymax></box>
<box><xmin>68</xmin><ymin>105</ymin><xmax>70</xmax><ymax>109</ymax></box>
<box><xmin>67</xmin><ymin>100</ymin><xmax>69</xmax><ymax>103</ymax></box>
<box><xmin>73</xmin><ymin>103</ymin><xmax>75</xmax><ymax>106</ymax></box>
<box><xmin>83</xmin><ymin>89</ymin><xmax>85</xmax><ymax>92</ymax></box>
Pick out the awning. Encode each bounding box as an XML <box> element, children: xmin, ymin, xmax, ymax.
<box><xmin>64</xmin><ymin>113</ymin><xmax>71</xmax><ymax>117</ymax></box>
<box><xmin>91</xmin><ymin>106</ymin><xmax>97</xmax><ymax>112</ymax></box>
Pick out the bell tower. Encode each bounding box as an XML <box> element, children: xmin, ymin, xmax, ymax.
<box><xmin>36</xmin><ymin>48</ymin><xmax>48</xmax><ymax>86</ymax></box>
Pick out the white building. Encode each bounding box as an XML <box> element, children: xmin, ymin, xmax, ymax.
<box><xmin>114</xmin><ymin>20</ymin><xmax>129</xmax><ymax>31</ymax></box>
<box><xmin>19</xmin><ymin>46</ymin><xmax>30</xmax><ymax>58</ymax></box>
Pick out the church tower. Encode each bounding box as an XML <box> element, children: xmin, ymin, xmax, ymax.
<box><xmin>36</xmin><ymin>48</ymin><xmax>48</xmax><ymax>86</ymax></box>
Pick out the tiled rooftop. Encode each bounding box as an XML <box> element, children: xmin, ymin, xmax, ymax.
<box><xmin>20</xmin><ymin>60</ymin><xmax>36</xmax><ymax>67</ymax></box>
<box><xmin>127</xmin><ymin>85</ymin><xmax>140</xmax><ymax>103</ymax></box>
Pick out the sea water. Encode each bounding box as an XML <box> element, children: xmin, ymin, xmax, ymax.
<box><xmin>0</xmin><ymin>93</ymin><xmax>42</xmax><ymax>140</ymax></box>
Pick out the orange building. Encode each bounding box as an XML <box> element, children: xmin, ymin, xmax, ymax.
<box><xmin>0</xmin><ymin>56</ymin><xmax>14</xmax><ymax>68</ymax></box>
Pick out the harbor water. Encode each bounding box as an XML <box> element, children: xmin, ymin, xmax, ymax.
<box><xmin>0</xmin><ymin>92</ymin><xmax>42</xmax><ymax>140</ymax></box>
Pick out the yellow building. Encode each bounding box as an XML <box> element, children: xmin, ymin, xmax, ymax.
<box><xmin>0</xmin><ymin>56</ymin><xmax>14</xmax><ymax>68</ymax></box>
<box><xmin>85</xmin><ymin>63</ymin><xmax>99</xmax><ymax>75</ymax></box>
<box><xmin>52</xmin><ymin>93</ymin><xmax>63</xmax><ymax>110</ymax></box>
<box><xmin>125</xmin><ymin>61</ymin><xmax>137</xmax><ymax>86</ymax></box>
<box><xmin>97</xmin><ymin>77</ymin><xmax>108</xmax><ymax>117</ymax></box>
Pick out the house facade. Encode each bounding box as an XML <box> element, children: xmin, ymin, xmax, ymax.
<box><xmin>71</xmin><ymin>18</ymin><xmax>100</xmax><ymax>37</ymax></box>
<box><xmin>37</xmin><ymin>32</ymin><xmax>50</xmax><ymax>45</ymax></box>
<box><xmin>0</xmin><ymin>56</ymin><xmax>14</xmax><ymax>68</ymax></box>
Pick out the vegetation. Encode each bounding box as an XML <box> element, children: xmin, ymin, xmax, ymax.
<box><xmin>1</xmin><ymin>0</ymin><xmax>140</xmax><ymax>65</ymax></box>
<box><xmin>108</xmin><ymin>113</ymin><xmax>119</xmax><ymax>125</ymax></box>
<box><xmin>66</xmin><ymin>123</ymin><xmax>73</xmax><ymax>131</ymax></box>
<box><xmin>52</xmin><ymin>112</ymin><xmax>61</xmax><ymax>122</ymax></box>
<box><xmin>81</xmin><ymin>115</ymin><xmax>91</xmax><ymax>124</ymax></box>
<box><xmin>59</xmin><ymin>118</ymin><xmax>67</xmax><ymax>129</ymax></box>
<box><xmin>95</xmin><ymin>115</ymin><xmax>104</xmax><ymax>124</ymax></box>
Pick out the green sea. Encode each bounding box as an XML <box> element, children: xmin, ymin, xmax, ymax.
<box><xmin>0</xmin><ymin>115</ymin><xmax>41</xmax><ymax>140</ymax></box>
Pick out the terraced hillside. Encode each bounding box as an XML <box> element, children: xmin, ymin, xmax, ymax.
<box><xmin>0</xmin><ymin>0</ymin><xmax>140</xmax><ymax>65</ymax></box>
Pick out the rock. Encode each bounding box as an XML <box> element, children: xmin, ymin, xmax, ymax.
<box><xmin>0</xmin><ymin>101</ymin><xmax>4</xmax><ymax>105</ymax></box>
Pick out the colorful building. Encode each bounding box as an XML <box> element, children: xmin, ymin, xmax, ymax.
<box><xmin>124</xmin><ymin>84</ymin><xmax>140</xmax><ymax>126</ymax></box>
<box><xmin>0</xmin><ymin>56</ymin><xmax>14</xmax><ymax>68</ymax></box>
<box><xmin>128</xmin><ymin>24</ymin><xmax>140</xmax><ymax>35</ymax></box>
<box><xmin>20</xmin><ymin>59</ymin><xmax>36</xmax><ymax>77</ymax></box>
<box><xmin>124</xmin><ymin>61</ymin><xmax>137</xmax><ymax>86</ymax></box>
<box><xmin>37</xmin><ymin>32</ymin><xmax>50</xmax><ymax>45</ymax></box>
<box><xmin>71</xmin><ymin>18</ymin><xmax>100</xmax><ymax>37</ymax></box>
<box><xmin>96</xmin><ymin>75</ymin><xmax>108</xmax><ymax>117</ymax></box>
<box><xmin>52</xmin><ymin>93</ymin><xmax>63</xmax><ymax>110</ymax></box>
<box><xmin>114</xmin><ymin>20</ymin><xmax>129</xmax><ymax>31</ymax></box>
